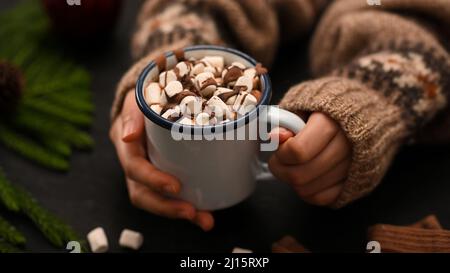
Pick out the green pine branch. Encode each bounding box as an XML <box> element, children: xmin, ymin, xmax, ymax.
<box><xmin>0</xmin><ymin>168</ymin><xmax>87</xmax><ymax>252</ymax></box>
<box><xmin>12</xmin><ymin>108</ymin><xmax>93</xmax><ymax>149</ymax></box>
<box><xmin>0</xmin><ymin>0</ymin><xmax>94</xmax><ymax>171</ymax></box>
<box><xmin>40</xmin><ymin>136</ymin><xmax>72</xmax><ymax>158</ymax></box>
<box><xmin>0</xmin><ymin>240</ymin><xmax>22</xmax><ymax>253</ymax></box>
<box><xmin>45</xmin><ymin>92</ymin><xmax>94</xmax><ymax>113</ymax></box>
<box><xmin>13</xmin><ymin>186</ymin><xmax>87</xmax><ymax>251</ymax></box>
<box><xmin>0</xmin><ymin>123</ymin><xmax>69</xmax><ymax>171</ymax></box>
<box><xmin>0</xmin><ymin>215</ymin><xmax>26</xmax><ymax>246</ymax></box>
<box><xmin>22</xmin><ymin>98</ymin><xmax>92</xmax><ymax>127</ymax></box>
<box><xmin>0</xmin><ymin>169</ymin><xmax>20</xmax><ymax>212</ymax></box>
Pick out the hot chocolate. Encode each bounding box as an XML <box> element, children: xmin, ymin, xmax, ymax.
<box><xmin>144</xmin><ymin>56</ymin><xmax>267</xmax><ymax>125</ymax></box>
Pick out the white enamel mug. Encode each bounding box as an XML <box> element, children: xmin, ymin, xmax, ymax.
<box><xmin>136</xmin><ymin>45</ymin><xmax>305</xmax><ymax>210</ymax></box>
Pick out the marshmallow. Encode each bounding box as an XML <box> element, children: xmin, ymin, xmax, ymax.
<box><xmin>159</xmin><ymin>91</ymin><xmax>168</xmax><ymax>105</ymax></box>
<box><xmin>164</xmin><ymin>81</ymin><xmax>183</xmax><ymax>97</ymax></box>
<box><xmin>177</xmin><ymin>117</ymin><xmax>195</xmax><ymax>125</ymax></box>
<box><xmin>191</xmin><ymin>62</ymin><xmax>205</xmax><ymax>75</ymax></box>
<box><xmin>180</xmin><ymin>95</ymin><xmax>203</xmax><ymax>115</ymax></box>
<box><xmin>87</xmin><ymin>227</ymin><xmax>108</xmax><ymax>253</ymax></box>
<box><xmin>234</xmin><ymin>75</ymin><xmax>253</xmax><ymax>92</ymax></box>
<box><xmin>195</xmin><ymin>72</ymin><xmax>217</xmax><ymax>97</ymax></box>
<box><xmin>145</xmin><ymin>82</ymin><xmax>162</xmax><ymax>105</ymax></box>
<box><xmin>147</xmin><ymin>56</ymin><xmax>267</xmax><ymax>126</ymax></box>
<box><xmin>207</xmin><ymin>95</ymin><xmax>230</xmax><ymax>118</ymax></box>
<box><xmin>222</xmin><ymin>66</ymin><xmax>243</xmax><ymax>87</ymax></box>
<box><xmin>209</xmin><ymin>117</ymin><xmax>218</xmax><ymax>125</ymax></box>
<box><xmin>214</xmin><ymin>87</ymin><xmax>238</xmax><ymax>104</ymax></box>
<box><xmin>150</xmin><ymin>104</ymin><xmax>163</xmax><ymax>114</ymax></box>
<box><xmin>214</xmin><ymin>87</ymin><xmax>233</xmax><ymax>96</ymax></box>
<box><xmin>195</xmin><ymin>71</ymin><xmax>214</xmax><ymax>86</ymax></box>
<box><xmin>231</xmin><ymin>62</ymin><xmax>246</xmax><ymax>70</ymax></box>
<box><xmin>233</xmin><ymin>93</ymin><xmax>257</xmax><ymax>115</ymax></box>
<box><xmin>232</xmin><ymin>247</ymin><xmax>253</xmax><ymax>253</ymax></box>
<box><xmin>221</xmin><ymin>69</ymin><xmax>227</xmax><ymax>79</ymax></box>
<box><xmin>244</xmin><ymin>68</ymin><xmax>256</xmax><ymax>79</ymax></box>
<box><xmin>162</xmin><ymin>106</ymin><xmax>181</xmax><ymax>120</ymax></box>
<box><xmin>119</xmin><ymin>229</ymin><xmax>144</xmax><ymax>250</ymax></box>
<box><xmin>215</xmin><ymin>77</ymin><xmax>223</xmax><ymax>85</ymax></box>
<box><xmin>159</xmin><ymin>70</ymin><xmax>177</xmax><ymax>87</ymax></box>
<box><xmin>202</xmin><ymin>56</ymin><xmax>224</xmax><ymax>70</ymax></box>
<box><xmin>204</xmin><ymin>66</ymin><xmax>219</xmax><ymax>76</ymax></box>
<box><xmin>175</xmin><ymin>61</ymin><xmax>191</xmax><ymax>78</ymax></box>
<box><xmin>195</xmin><ymin>112</ymin><xmax>210</xmax><ymax>125</ymax></box>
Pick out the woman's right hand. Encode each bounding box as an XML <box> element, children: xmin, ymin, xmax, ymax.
<box><xmin>110</xmin><ymin>91</ymin><xmax>214</xmax><ymax>231</ymax></box>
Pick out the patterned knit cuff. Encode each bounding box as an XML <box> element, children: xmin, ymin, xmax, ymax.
<box><xmin>279</xmin><ymin>77</ymin><xmax>409</xmax><ymax>208</ymax></box>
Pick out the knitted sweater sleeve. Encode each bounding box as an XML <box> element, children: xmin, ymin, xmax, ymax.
<box><xmin>279</xmin><ymin>0</ymin><xmax>450</xmax><ymax>208</ymax></box>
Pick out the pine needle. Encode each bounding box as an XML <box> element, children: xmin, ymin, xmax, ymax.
<box><xmin>22</xmin><ymin>99</ymin><xmax>92</xmax><ymax>127</ymax></box>
<box><xmin>0</xmin><ymin>123</ymin><xmax>69</xmax><ymax>171</ymax></box>
<box><xmin>13</xmin><ymin>185</ymin><xmax>88</xmax><ymax>252</ymax></box>
<box><xmin>0</xmin><ymin>215</ymin><xmax>26</xmax><ymax>246</ymax></box>
<box><xmin>0</xmin><ymin>169</ymin><xmax>20</xmax><ymax>212</ymax></box>
<box><xmin>12</xmin><ymin>108</ymin><xmax>93</xmax><ymax>149</ymax></box>
<box><xmin>0</xmin><ymin>240</ymin><xmax>22</xmax><ymax>253</ymax></box>
<box><xmin>41</xmin><ymin>136</ymin><xmax>72</xmax><ymax>158</ymax></box>
<box><xmin>45</xmin><ymin>92</ymin><xmax>94</xmax><ymax>113</ymax></box>
<box><xmin>0</xmin><ymin>168</ymin><xmax>87</xmax><ymax>252</ymax></box>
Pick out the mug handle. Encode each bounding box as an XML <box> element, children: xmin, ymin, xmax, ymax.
<box><xmin>256</xmin><ymin>106</ymin><xmax>306</xmax><ymax>181</ymax></box>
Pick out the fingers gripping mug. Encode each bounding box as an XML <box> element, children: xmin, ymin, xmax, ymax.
<box><xmin>136</xmin><ymin>45</ymin><xmax>305</xmax><ymax>210</ymax></box>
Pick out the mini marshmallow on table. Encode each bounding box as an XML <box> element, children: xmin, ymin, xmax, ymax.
<box><xmin>232</xmin><ymin>247</ymin><xmax>253</xmax><ymax>253</ymax></box>
<box><xmin>87</xmin><ymin>227</ymin><xmax>109</xmax><ymax>253</ymax></box>
<box><xmin>119</xmin><ymin>229</ymin><xmax>144</xmax><ymax>250</ymax></box>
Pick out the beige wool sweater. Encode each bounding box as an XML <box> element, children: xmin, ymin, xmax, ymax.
<box><xmin>112</xmin><ymin>0</ymin><xmax>450</xmax><ymax>208</ymax></box>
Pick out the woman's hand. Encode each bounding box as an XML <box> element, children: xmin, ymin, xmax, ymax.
<box><xmin>110</xmin><ymin>91</ymin><xmax>214</xmax><ymax>231</ymax></box>
<box><xmin>268</xmin><ymin>112</ymin><xmax>352</xmax><ymax>206</ymax></box>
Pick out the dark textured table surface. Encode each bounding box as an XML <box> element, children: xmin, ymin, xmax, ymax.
<box><xmin>1</xmin><ymin>1</ymin><xmax>449</xmax><ymax>253</ymax></box>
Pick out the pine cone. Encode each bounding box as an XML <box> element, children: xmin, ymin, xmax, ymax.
<box><xmin>0</xmin><ymin>61</ymin><xmax>24</xmax><ymax>114</ymax></box>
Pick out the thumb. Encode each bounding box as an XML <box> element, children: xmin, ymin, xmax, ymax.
<box><xmin>269</xmin><ymin>127</ymin><xmax>294</xmax><ymax>144</ymax></box>
<box><xmin>121</xmin><ymin>91</ymin><xmax>144</xmax><ymax>142</ymax></box>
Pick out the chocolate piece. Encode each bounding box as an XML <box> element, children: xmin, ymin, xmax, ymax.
<box><xmin>223</xmin><ymin>66</ymin><xmax>243</xmax><ymax>85</ymax></box>
<box><xmin>250</xmin><ymin>90</ymin><xmax>262</xmax><ymax>102</ymax></box>
<box><xmin>255</xmin><ymin>63</ymin><xmax>268</xmax><ymax>75</ymax></box>
<box><xmin>200</xmin><ymin>77</ymin><xmax>217</xmax><ymax>91</ymax></box>
<box><xmin>272</xmin><ymin>236</ymin><xmax>310</xmax><ymax>253</ymax></box>
<box><xmin>173</xmin><ymin>48</ymin><xmax>185</xmax><ymax>62</ymax></box>
<box><xmin>169</xmin><ymin>90</ymin><xmax>197</xmax><ymax>104</ymax></box>
<box><xmin>160</xmin><ymin>103</ymin><xmax>178</xmax><ymax>116</ymax></box>
<box><xmin>180</xmin><ymin>75</ymin><xmax>199</xmax><ymax>95</ymax></box>
<box><xmin>409</xmin><ymin>215</ymin><xmax>442</xmax><ymax>230</ymax></box>
<box><xmin>218</xmin><ymin>90</ymin><xmax>239</xmax><ymax>103</ymax></box>
<box><xmin>154</xmin><ymin>54</ymin><xmax>167</xmax><ymax>72</ymax></box>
